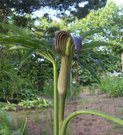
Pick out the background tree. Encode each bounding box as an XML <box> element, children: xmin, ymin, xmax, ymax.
<box><xmin>0</xmin><ymin>0</ymin><xmax>107</xmax><ymax>26</ymax></box>
<box><xmin>70</xmin><ymin>2</ymin><xmax>122</xmax><ymax>73</ymax></box>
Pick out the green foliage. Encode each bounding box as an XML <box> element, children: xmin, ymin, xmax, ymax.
<box><xmin>15</xmin><ymin>77</ymin><xmax>38</xmax><ymax>100</ymax></box>
<box><xmin>43</xmin><ymin>80</ymin><xmax>54</xmax><ymax>97</ymax></box>
<box><xmin>67</xmin><ymin>85</ymin><xmax>82</xmax><ymax>98</ymax></box>
<box><xmin>0</xmin><ymin>102</ymin><xmax>17</xmax><ymax>111</ymax></box>
<box><xmin>13</xmin><ymin>117</ymin><xmax>28</xmax><ymax>135</ymax></box>
<box><xmin>99</xmin><ymin>76</ymin><xmax>123</xmax><ymax>97</ymax></box>
<box><xmin>70</xmin><ymin>2</ymin><xmax>122</xmax><ymax>79</ymax></box>
<box><xmin>0</xmin><ymin>31</ymin><xmax>53</xmax><ymax>101</ymax></box>
<box><xmin>0</xmin><ymin>98</ymin><xmax>52</xmax><ymax>111</ymax></box>
<box><xmin>0</xmin><ymin>0</ymin><xmax>107</xmax><ymax>25</ymax></box>
<box><xmin>0</xmin><ymin>110</ymin><xmax>12</xmax><ymax>135</ymax></box>
<box><xmin>71</xmin><ymin>3</ymin><xmax>117</xmax><ymax>31</ymax></box>
<box><xmin>0</xmin><ymin>110</ymin><xmax>27</xmax><ymax>135</ymax></box>
<box><xmin>0</xmin><ymin>46</ymin><xmax>40</xmax><ymax>101</ymax></box>
<box><xmin>0</xmin><ymin>69</ymin><xmax>38</xmax><ymax>101</ymax></box>
<box><xmin>0</xmin><ymin>46</ymin><xmax>19</xmax><ymax>100</ymax></box>
<box><xmin>18</xmin><ymin>98</ymin><xmax>52</xmax><ymax>109</ymax></box>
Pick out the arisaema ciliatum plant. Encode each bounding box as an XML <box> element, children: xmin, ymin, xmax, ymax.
<box><xmin>0</xmin><ymin>24</ymin><xmax>123</xmax><ymax>135</ymax></box>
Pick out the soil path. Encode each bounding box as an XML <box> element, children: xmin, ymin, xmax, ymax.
<box><xmin>9</xmin><ymin>93</ymin><xmax>123</xmax><ymax>135</ymax></box>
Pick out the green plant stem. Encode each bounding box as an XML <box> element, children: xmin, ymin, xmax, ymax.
<box><xmin>61</xmin><ymin>109</ymin><xmax>123</xmax><ymax>135</ymax></box>
<box><xmin>21</xmin><ymin>118</ymin><xmax>27</xmax><ymax>135</ymax></box>
<box><xmin>59</xmin><ymin>94</ymin><xmax>66</xmax><ymax>128</ymax></box>
<box><xmin>53</xmin><ymin>62</ymin><xmax>59</xmax><ymax>135</ymax></box>
<box><xmin>59</xmin><ymin>96</ymin><xmax>65</xmax><ymax>122</ymax></box>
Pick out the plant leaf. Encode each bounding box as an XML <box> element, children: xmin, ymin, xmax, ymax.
<box><xmin>0</xmin><ymin>23</ymin><xmax>31</xmax><ymax>38</ymax></box>
<box><xmin>80</xmin><ymin>60</ymin><xmax>101</xmax><ymax>83</ymax></box>
<box><xmin>83</xmin><ymin>41</ymin><xmax>113</xmax><ymax>50</ymax></box>
<box><xmin>81</xmin><ymin>28</ymin><xmax>102</xmax><ymax>39</ymax></box>
<box><xmin>9</xmin><ymin>46</ymin><xmax>27</xmax><ymax>50</ymax></box>
<box><xmin>19</xmin><ymin>48</ymin><xmax>37</xmax><ymax>69</ymax></box>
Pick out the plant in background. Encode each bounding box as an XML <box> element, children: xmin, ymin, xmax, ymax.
<box><xmin>0</xmin><ymin>98</ymin><xmax>52</xmax><ymax>111</ymax></box>
<box><xmin>1</xmin><ymin>24</ymin><xmax>123</xmax><ymax>135</ymax></box>
<box><xmin>0</xmin><ymin>109</ymin><xmax>27</xmax><ymax>135</ymax></box>
<box><xmin>66</xmin><ymin>84</ymin><xmax>82</xmax><ymax>99</ymax></box>
<box><xmin>18</xmin><ymin>98</ymin><xmax>52</xmax><ymax>109</ymax></box>
<box><xmin>0</xmin><ymin>101</ymin><xmax>17</xmax><ymax>111</ymax></box>
<box><xmin>99</xmin><ymin>76</ymin><xmax>123</xmax><ymax>97</ymax></box>
<box><xmin>0</xmin><ymin>48</ymin><xmax>39</xmax><ymax>102</ymax></box>
<box><xmin>13</xmin><ymin>117</ymin><xmax>28</xmax><ymax>135</ymax></box>
<box><xmin>0</xmin><ymin>110</ymin><xmax>12</xmax><ymax>135</ymax></box>
<box><xmin>43</xmin><ymin>79</ymin><xmax>54</xmax><ymax>97</ymax></box>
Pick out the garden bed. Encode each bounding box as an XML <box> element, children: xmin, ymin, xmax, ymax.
<box><xmin>8</xmin><ymin>93</ymin><xmax>123</xmax><ymax>135</ymax></box>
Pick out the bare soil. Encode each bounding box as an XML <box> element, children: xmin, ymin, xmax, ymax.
<box><xmin>9</xmin><ymin>93</ymin><xmax>123</xmax><ymax>135</ymax></box>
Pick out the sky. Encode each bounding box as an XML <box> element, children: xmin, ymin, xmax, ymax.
<box><xmin>33</xmin><ymin>0</ymin><xmax>123</xmax><ymax>22</ymax></box>
<box><xmin>32</xmin><ymin>1</ymin><xmax>90</xmax><ymax>21</ymax></box>
<box><xmin>107</xmin><ymin>0</ymin><xmax>123</xmax><ymax>6</ymax></box>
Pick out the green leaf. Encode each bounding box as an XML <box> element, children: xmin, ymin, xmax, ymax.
<box><xmin>80</xmin><ymin>60</ymin><xmax>100</xmax><ymax>83</ymax></box>
<box><xmin>38</xmin><ymin>50</ymin><xmax>55</xmax><ymax>63</ymax></box>
<box><xmin>9</xmin><ymin>46</ymin><xmax>27</xmax><ymax>50</ymax></box>
<box><xmin>0</xmin><ymin>36</ymin><xmax>47</xmax><ymax>50</ymax></box>
<box><xmin>81</xmin><ymin>28</ymin><xmax>102</xmax><ymax>39</ymax></box>
<box><xmin>0</xmin><ymin>23</ymin><xmax>31</xmax><ymax>38</ymax></box>
<box><xmin>83</xmin><ymin>41</ymin><xmax>113</xmax><ymax>50</ymax></box>
<box><xmin>61</xmin><ymin>109</ymin><xmax>123</xmax><ymax>135</ymax></box>
<box><xmin>20</xmin><ymin>118</ymin><xmax>27</xmax><ymax>135</ymax></box>
<box><xmin>19</xmin><ymin>48</ymin><xmax>37</xmax><ymax>69</ymax></box>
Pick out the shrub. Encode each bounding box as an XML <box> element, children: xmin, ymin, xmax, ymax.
<box><xmin>67</xmin><ymin>84</ymin><xmax>82</xmax><ymax>99</ymax></box>
<box><xmin>99</xmin><ymin>76</ymin><xmax>123</xmax><ymax>97</ymax></box>
<box><xmin>42</xmin><ymin>80</ymin><xmax>54</xmax><ymax>97</ymax></box>
<box><xmin>0</xmin><ymin>74</ymin><xmax>38</xmax><ymax>102</ymax></box>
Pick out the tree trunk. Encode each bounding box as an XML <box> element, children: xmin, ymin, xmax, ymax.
<box><xmin>121</xmin><ymin>50</ymin><xmax>123</xmax><ymax>73</ymax></box>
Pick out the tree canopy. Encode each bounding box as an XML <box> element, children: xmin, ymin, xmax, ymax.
<box><xmin>0</xmin><ymin>0</ymin><xmax>107</xmax><ymax>20</ymax></box>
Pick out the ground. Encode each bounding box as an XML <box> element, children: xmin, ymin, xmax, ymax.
<box><xmin>9</xmin><ymin>92</ymin><xmax>123</xmax><ymax>135</ymax></box>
